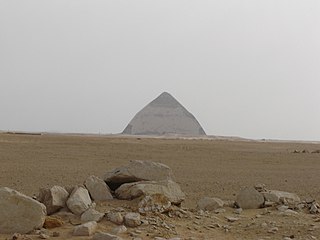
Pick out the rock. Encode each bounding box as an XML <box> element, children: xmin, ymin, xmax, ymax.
<box><xmin>267</xmin><ymin>227</ymin><xmax>279</xmax><ymax>234</ymax></box>
<box><xmin>234</xmin><ymin>208</ymin><xmax>243</xmax><ymax>214</ymax></box>
<box><xmin>93</xmin><ymin>232</ymin><xmax>123</xmax><ymax>240</ymax></box>
<box><xmin>226</xmin><ymin>216</ymin><xmax>239</xmax><ymax>222</ymax></box>
<box><xmin>73</xmin><ymin>221</ymin><xmax>97</xmax><ymax>236</ymax></box>
<box><xmin>115</xmin><ymin>180</ymin><xmax>185</xmax><ymax>205</ymax></box>
<box><xmin>235</xmin><ymin>187</ymin><xmax>264</xmax><ymax>209</ymax></box>
<box><xmin>196</xmin><ymin>197</ymin><xmax>224</xmax><ymax>211</ymax></box>
<box><xmin>84</xmin><ymin>175</ymin><xmax>113</xmax><ymax>201</ymax></box>
<box><xmin>43</xmin><ymin>216</ymin><xmax>64</xmax><ymax>229</ymax></box>
<box><xmin>81</xmin><ymin>208</ymin><xmax>105</xmax><ymax>223</ymax></box>
<box><xmin>262</xmin><ymin>190</ymin><xmax>300</xmax><ymax>204</ymax></box>
<box><xmin>39</xmin><ymin>233</ymin><xmax>50</xmax><ymax>239</ymax></box>
<box><xmin>124</xmin><ymin>212</ymin><xmax>141</xmax><ymax>227</ymax></box>
<box><xmin>104</xmin><ymin>160</ymin><xmax>175</xmax><ymax>190</ymax></box>
<box><xmin>38</xmin><ymin>186</ymin><xmax>69</xmax><ymax>215</ymax></box>
<box><xmin>107</xmin><ymin>212</ymin><xmax>124</xmax><ymax>225</ymax></box>
<box><xmin>0</xmin><ymin>187</ymin><xmax>46</xmax><ymax>234</ymax></box>
<box><xmin>66</xmin><ymin>186</ymin><xmax>92</xmax><ymax>215</ymax></box>
<box><xmin>138</xmin><ymin>194</ymin><xmax>171</xmax><ymax>214</ymax></box>
<box><xmin>111</xmin><ymin>225</ymin><xmax>127</xmax><ymax>234</ymax></box>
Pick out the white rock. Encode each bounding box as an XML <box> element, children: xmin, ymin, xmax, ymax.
<box><xmin>235</xmin><ymin>187</ymin><xmax>264</xmax><ymax>209</ymax></box>
<box><xmin>104</xmin><ymin>160</ymin><xmax>175</xmax><ymax>190</ymax></box>
<box><xmin>124</xmin><ymin>212</ymin><xmax>141</xmax><ymax>227</ymax></box>
<box><xmin>73</xmin><ymin>221</ymin><xmax>97</xmax><ymax>236</ymax></box>
<box><xmin>196</xmin><ymin>197</ymin><xmax>224</xmax><ymax>211</ymax></box>
<box><xmin>85</xmin><ymin>175</ymin><xmax>113</xmax><ymax>201</ymax></box>
<box><xmin>107</xmin><ymin>212</ymin><xmax>124</xmax><ymax>225</ymax></box>
<box><xmin>38</xmin><ymin>186</ymin><xmax>69</xmax><ymax>215</ymax></box>
<box><xmin>111</xmin><ymin>225</ymin><xmax>127</xmax><ymax>234</ymax></box>
<box><xmin>81</xmin><ymin>208</ymin><xmax>105</xmax><ymax>223</ymax></box>
<box><xmin>262</xmin><ymin>190</ymin><xmax>300</xmax><ymax>204</ymax></box>
<box><xmin>115</xmin><ymin>180</ymin><xmax>185</xmax><ymax>205</ymax></box>
<box><xmin>66</xmin><ymin>186</ymin><xmax>92</xmax><ymax>215</ymax></box>
<box><xmin>0</xmin><ymin>187</ymin><xmax>46</xmax><ymax>234</ymax></box>
<box><xmin>93</xmin><ymin>232</ymin><xmax>123</xmax><ymax>240</ymax></box>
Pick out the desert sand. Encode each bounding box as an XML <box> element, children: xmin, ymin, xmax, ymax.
<box><xmin>1</xmin><ymin>133</ymin><xmax>320</xmax><ymax>240</ymax></box>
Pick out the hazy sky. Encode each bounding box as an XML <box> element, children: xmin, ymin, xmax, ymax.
<box><xmin>1</xmin><ymin>1</ymin><xmax>319</xmax><ymax>140</ymax></box>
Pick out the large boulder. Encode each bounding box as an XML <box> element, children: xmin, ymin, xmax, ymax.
<box><xmin>115</xmin><ymin>180</ymin><xmax>185</xmax><ymax>205</ymax></box>
<box><xmin>38</xmin><ymin>186</ymin><xmax>69</xmax><ymax>215</ymax></box>
<box><xmin>197</xmin><ymin>197</ymin><xmax>224</xmax><ymax>211</ymax></box>
<box><xmin>104</xmin><ymin>160</ymin><xmax>174</xmax><ymax>190</ymax></box>
<box><xmin>84</xmin><ymin>175</ymin><xmax>113</xmax><ymax>201</ymax></box>
<box><xmin>235</xmin><ymin>187</ymin><xmax>264</xmax><ymax>209</ymax></box>
<box><xmin>66</xmin><ymin>186</ymin><xmax>92</xmax><ymax>215</ymax></box>
<box><xmin>0</xmin><ymin>187</ymin><xmax>47</xmax><ymax>234</ymax></box>
<box><xmin>262</xmin><ymin>190</ymin><xmax>300</xmax><ymax>204</ymax></box>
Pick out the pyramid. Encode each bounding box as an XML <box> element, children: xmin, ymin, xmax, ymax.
<box><xmin>122</xmin><ymin>92</ymin><xmax>206</xmax><ymax>136</ymax></box>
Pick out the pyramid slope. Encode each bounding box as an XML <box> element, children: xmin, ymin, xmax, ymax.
<box><xmin>123</xmin><ymin>92</ymin><xmax>206</xmax><ymax>136</ymax></box>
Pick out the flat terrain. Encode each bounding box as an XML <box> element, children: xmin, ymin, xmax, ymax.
<box><xmin>1</xmin><ymin>133</ymin><xmax>320</xmax><ymax>239</ymax></box>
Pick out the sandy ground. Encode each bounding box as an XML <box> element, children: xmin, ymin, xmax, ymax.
<box><xmin>0</xmin><ymin>133</ymin><xmax>320</xmax><ymax>240</ymax></box>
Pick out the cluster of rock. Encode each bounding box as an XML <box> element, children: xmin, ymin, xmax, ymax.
<box><xmin>292</xmin><ymin>149</ymin><xmax>320</xmax><ymax>154</ymax></box>
<box><xmin>1</xmin><ymin>160</ymin><xmax>320</xmax><ymax>239</ymax></box>
<box><xmin>0</xmin><ymin>160</ymin><xmax>185</xmax><ymax>239</ymax></box>
<box><xmin>197</xmin><ymin>183</ymin><xmax>319</xmax><ymax>215</ymax></box>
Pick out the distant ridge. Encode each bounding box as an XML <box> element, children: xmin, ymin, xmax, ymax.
<box><xmin>122</xmin><ymin>92</ymin><xmax>206</xmax><ymax>136</ymax></box>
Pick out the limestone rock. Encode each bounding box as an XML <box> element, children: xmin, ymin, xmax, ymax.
<box><xmin>104</xmin><ymin>160</ymin><xmax>174</xmax><ymax>190</ymax></box>
<box><xmin>81</xmin><ymin>208</ymin><xmax>105</xmax><ymax>223</ymax></box>
<box><xmin>38</xmin><ymin>186</ymin><xmax>69</xmax><ymax>215</ymax></box>
<box><xmin>115</xmin><ymin>180</ymin><xmax>185</xmax><ymax>205</ymax></box>
<box><xmin>124</xmin><ymin>212</ymin><xmax>141</xmax><ymax>227</ymax></box>
<box><xmin>138</xmin><ymin>194</ymin><xmax>171</xmax><ymax>214</ymax></box>
<box><xmin>235</xmin><ymin>187</ymin><xmax>264</xmax><ymax>209</ymax></box>
<box><xmin>0</xmin><ymin>187</ymin><xmax>46</xmax><ymax>234</ymax></box>
<box><xmin>196</xmin><ymin>197</ymin><xmax>224</xmax><ymax>211</ymax></box>
<box><xmin>106</xmin><ymin>212</ymin><xmax>124</xmax><ymax>225</ymax></box>
<box><xmin>122</xmin><ymin>92</ymin><xmax>206</xmax><ymax>136</ymax></box>
<box><xmin>84</xmin><ymin>175</ymin><xmax>113</xmax><ymax>201</ymax></box>
<box><xmin>262</xmin><ymin>190</ymin><xmax>300</xmax><ymax>204</ymax></box>
<box><xmin>73</xmin><ymin>221</ymin><xmax>97</xmax><ymax>236</ymax></box>
<box><xmin>66</xmin><ymin>186</ymin><xmax>92</xmax><ymax>215</ymax></box>
<box><xmin>93</xmin><ymin>232</ymin><xmax>123</xmax><ymax>240</ymax></box>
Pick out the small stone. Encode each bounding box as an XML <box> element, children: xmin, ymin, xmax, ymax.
<box><xmin>196</xmin><ymin>197</ymin><xmax>224</xmax><ymax>211</ymax></box>
<box><xmin>111</xmin><ymin>225</ymin><xmax>127</xmax><ymax>234</ymax></box>
<box><xmin>73</xmin><ymin>221</ymin><xmax>97</xmax><ymax>236</ymax></box>
<box><xmin>81</xmin><ymin>208</ymin><xmax>104</xmax><ymax>223</ymax></box>
<box><xmin>92</xmin><ymin>232</ymin><xmax>123</xmax><ymax>240</ymax></box>
<box><xmin>39</xmin><ymin>233</ymin><xmax>50</xmax><ymax>239</ymax></box>
<box><xmin>226</xmin><ymin>216</ymin><xmax>239</xmax><ymax>222</ymax></box>
<box><xmin>234</xmin><ymin>208</ymin><xmax>243</xmax><ymax>214</ymax></box>
<box><xmin>107</xmin><ymin>212</ymin><xmax>124</xmax><ymax>225</ymax></box>
<box><xmin>267</xmin><ymin>227</ymin><xmax>279</xmax><ymax>234</ymax></box>
<box><xmin>124</xmin><ymin>213</ymin><xmax>141</xmax><ymax>227</ymax></box>
<box><xmin>43</xmin><ymin>216</ymin><xmax>64</xmax><ymax>229</ymax></box>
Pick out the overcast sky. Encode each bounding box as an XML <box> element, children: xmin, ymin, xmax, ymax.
<box><xmin>0</xmin><ymin>1</ymin><xmax>319</xmax><ymax>140</ymax></box>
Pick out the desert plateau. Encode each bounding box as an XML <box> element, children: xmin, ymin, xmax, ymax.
<box><xmin>0</xmin><ymin>132</ymin><xmax>320</xmax><ymax>240</ymax></box>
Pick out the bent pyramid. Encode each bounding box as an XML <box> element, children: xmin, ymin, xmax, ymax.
<box><xmin>123</xmin><ymin>92</ymin><xmax>206</xmax><ymax>136</ymax></box>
